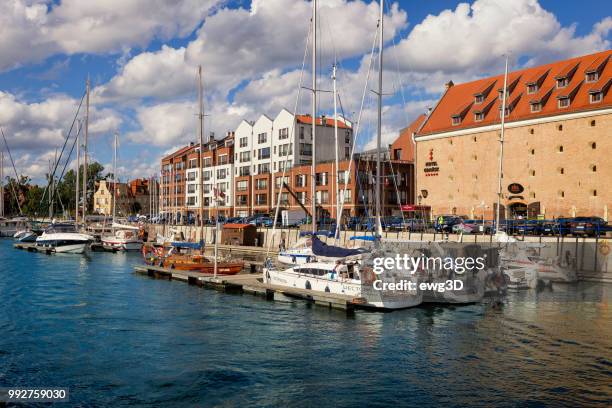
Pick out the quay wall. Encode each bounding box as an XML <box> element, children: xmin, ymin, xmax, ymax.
<box><xmin>148</xmin><ymin>224</ymin><xmax>612</xmax><ymax>275</ymax></box>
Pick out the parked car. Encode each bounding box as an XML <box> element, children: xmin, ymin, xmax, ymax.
<box><xmin>452</xmin><ymin>221</ymin><xmax>477</xmax><ymax>234</ymax></box>
<box><xmin>513</xmin><ymin>220</ymin><xmax>540</xmax><ymax>235</ymax></box>
<box><xmin>570</xmin><ymin>217</ymin><xmax>609</xmax><ymax>237</ymax></box>
<box><xmin>434</xmin><ymin>215</ymin><xmax>463</xmax><ymax>233</ymax></box>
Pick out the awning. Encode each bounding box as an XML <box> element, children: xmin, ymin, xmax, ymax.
<box><xmin>400</xmin><ymin>205</ymin><xmax>431</xmax><ymax>211</ymax></box>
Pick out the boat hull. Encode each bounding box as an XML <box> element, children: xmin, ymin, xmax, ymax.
<box><xmin>36</xmin><ymin>241</ymin><xmax>88</xmax><ymax>254</ymax></box>
<box><xmin>101</xmin><ymin>238</ymin><xmax>143</xmax><ymax>252</ymax></box>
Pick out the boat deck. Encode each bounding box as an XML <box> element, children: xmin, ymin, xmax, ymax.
<box><xmin>133</xmin><ymin>264</ymin><xmax>366</xmax><ymax>311</ymax></box>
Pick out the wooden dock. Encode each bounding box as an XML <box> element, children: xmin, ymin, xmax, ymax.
<box><xmin>14</xmin><ymin>242</ymin><xmax>51</xmax><ymax>253</ymax></box>
<box><xmin>133</xmin><ymin>264</ymin><xmax>366</xmax><ymax>311</ymax></box>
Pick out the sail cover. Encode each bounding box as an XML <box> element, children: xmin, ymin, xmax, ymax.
<box><xmin>310</xmin><ymin>236</ymin><xmax>369</xmax><ymax>258</ymax></box>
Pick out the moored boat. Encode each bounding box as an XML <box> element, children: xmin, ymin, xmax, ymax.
<box><xmin>142</xmin><ymin>244</ymin><xmax>244</xmax><ymax>275</ymax></box>
<box><xmin>101</xmin><ymin>224</ymin><xmax>143</xmax><ymax>251</ymax></box>
<box><xmin>35</xmin><ymin>223</ymin><xmax>93</xmax><ymax>254</ymax></box>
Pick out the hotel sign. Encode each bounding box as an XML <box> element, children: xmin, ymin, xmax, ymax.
<box><xmin>423</xmin><ymin>149</ymin><xmax>439</xmax><ymax>177</ymax></box>
<box><xmin>507</xmin><ymin>183</ymin><xmax>524</xmax><ymax>194</ymax></box>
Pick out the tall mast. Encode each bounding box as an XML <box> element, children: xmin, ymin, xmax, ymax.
<box><xmin>495</xmin><ymin>55</ymin><xmax>509</xmax><ymax>232</ymax></box>
<box><xmin>112</xmin><ymin>132</ymin><xmax>118</xmax><ymax>222</ymax></box>
<box><xmin>310</xmin><ymin>0</ymin><xmax>317</xmax><ymax>234</ymax></box>
<box><xmin>332</xmin><ymin>63</ymin><xmax>339</xmax><ymax>239</ymax></box>
<box><xmin>75</xmin><ymin>120</ymin><xmax>81</xmax><ymax>225</ymax></box>
<box><xmin>0</xmin><ymin>151</ymin><xmax>4</xmax><ymax>218</ymax></box>
<box><xmin>375</xmin><ymin>0</ymin><xmax>384</xmax><ymax>236</ymax></box>
<box><xmin>198</xmin><ymin>65</ymin><xmax>205</xmax><ymax>245</ymax></box>
<box><xmin>82</xmin><ymin>78</ymin><xmax>90</xmax><ymax>223</ymax></box>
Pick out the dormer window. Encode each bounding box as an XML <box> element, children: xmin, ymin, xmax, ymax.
<box><xmin>556</xmin><ymin>78</ymin><xmax>569</xmax><ymax>88</ymax></box>
<box><xmin>474</xmin><ymin>112</ymin><xmax>484</xmax><ymax>121</ymax></box>
<box><xmin>558</xmin><ymin>97</ymin><xmax>570</xmax><ymax>108</ymax></box>
<box><xmin>474</xmin><ymin>94</ymin><xmax>484</xmax><ymax>104</ymax></box>
<box><xmin>530</xmin><ymin>102</ymin><xmax>542</xmax><ymax>113</ymax></box>
<box><xmin>586</xmin><ymin>72</ymin><xmax>598</xmax><ymax>83</ymax></box>
<box><xmin>527</xmin><ymin>84</ymin><xmax>539</xmax><ymax>94</ymax></box>
<box><xmin>498</xmin><ymin>89</ymin><xmax>506</xmax><ymax>100</ymax></box>
<box><xmin>451</xmin><ymin>116</ymin><xmax>461</xmax><ymax>126</ymax></box>
<box><xmin>590</xmin><ymin>92</ymin><xmax>602</xmax><ymax>103</ymax></box>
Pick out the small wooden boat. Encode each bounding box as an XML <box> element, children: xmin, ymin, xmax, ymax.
<box><xmin>142</xmin><ymin>245</ymin><xmax>243</xmax><ymax>275</ymax></box>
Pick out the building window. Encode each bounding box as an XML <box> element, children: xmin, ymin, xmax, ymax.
<box><xmin>591</xmin><ymin>164</ymin><xmax>597</xmax><ymax>172</ymax></box>
<box><xmin>257</xmin><ymin>163</ymin><xmax>270</xmax><ymax>174</ymax></box>
<box><xmin>472</xmin><ymin>136</ymin><xmax>477</xmax><ymax>142</ymax></box>
<box><xmin>255</xmin><ymin>194</ymin><xmax>267</xmax><ymax>206</ymax></box>
<box><xmin>559</xmin><ymin>190</ymin><xmax>565</xmax><ymax>198</ymax></box>
<box><xmin>590</xmin><ymin>120</ymin><xmax>596</xmax><ymax>127</ymax></box>
<box><xmin>316</xmin><ymin>172</ymin><xmax>328</xmax><ymax>186</ymax></box>
<box><xmin>474</xmin><ymin>95</ymin><xmax>484</xmax><ymax>104</ymax></box>
<box><xmin>203</xmin><ymin>158</ymin><xmax>212</xmax><ymax>167</ymax></box>
<box><xmin>530</xmin><ymin>103</ymin><xmax>541</xmax><ymax>113</ymax></box>
<box><xmin>345</xmin><ymin>146</ymin><xmax>350</xmax><ymax>159</ymax></box>
<box><xmin>257</xmin><ymin>133</ymin><xmax>267</xmax><ymax>144</ymax></box>
<box><xmin>218</xmin><ymin>154</ymin><xmax>228</xmax><ymax>165</ymax></box>
<box><xmin>239</xmin><ymin>166</ymin><xmax>250</xmax><ymax>177</ymax></box>
<box><xmin>316</xmin><ymin>190</ymin><xmax>329</xmax><ymax>204</ymax></box>
<box><xmin>558</xmin><ymin>97</ymin><xmax>570</xmax><ymax>108</ymax></box>
<box><xmin>239</xmin><ymin>137</ymin><xmax>248</xmax><ymax>147</ymax></box>
<box><xmin>279</xmin><ymin>128</ymin><xmax>289</xmax><ymax>140</ymax></box>
<box><xmin>236</xmin><ymin>195</ymin><xmax>248</xmax><ymax>206</ymax></box>
<box><xmin>474</xmin><ymin>112</ymin><xmax>484</xmax><ymax>121</ymax></box>
<box><xmin>239</xmin><ymin>151</ymin><xmax>250</xmax><ymax>163</ymax></box>
<box><xmin>258</xmin><ymin>147</ymin><xmax>270</xmax><ymax>159</ymax></box>
<box><xmin>530</xmin><ymin>149</ymin><xmax>535</xmax><ymax>155</ymax></box>
<box><xmin>586</xmin><ymin>72</ymin><xmax>598</xmax><ymax>83</ymax></box>
<box><xmin>592</xmin><ymin>189</ymin><xmax>597</xmax><ymax>197</ymax></box>
<box><xmin>299</xmin><ymin>143</ymin><xmax>312</xmax><ymax>156</ymax></box>
<box><xmin>472</xmin><ymin>154</ymin><xmax>478</xmax><ymax>161</ymax></box>
<box><xmin>590</xmin><ymin>92</ymin><xmax>602</xmax><ymax>103</ymax></box>
<box><xmin>557</xmin><ymin>145</ymin><xmax>563</xmax><ymax>153</ymax></box>
<box><xmin>299</xmin><ymin>126</ymin><xmax>305</xmax><ymax>139</ymax></box>
<box><xmin>557</xmin><ymin>124</ymin><xmax>563</xmax><ymax>131</ymax></box>
<box><xmin>256</xmin><ymin>179</ymin><xmax>267</xmax><ymax>190</ymax></box>
<box><xmin>216</xmin><ymin>168</ymin><xmax>227</xmax><ymax>179</ymax></box>
<box><xmin>556</xmin><ymin>78</ymin><xmax>569</xmax><ymax>88</ymax></box>
<box><xmin>530</xmin><ymin>170</ymin><xmax>535</xmax><ymax>176</ymax></box>
<box><xmin>451</xmin><ymin>116</ymin><xmax>461</xmax><ymax>126</ymax></box>
<box><xmin>186</xmin><ymin>197</ymin><xmax>196</xmax><ymax>206</ymax></box>
<box><xmin>275</xmin><ymin>176</ymin><xmax>289</xmax><ymax>188</ymax></box>
<box><xmin>559</xmin><ymin>168</ymin><xmax>564</xmax><ymax>174</ymax></box>
<box><xmin>529</xmin><ymin>128</ymin><xmax>534</xmax><ymax>134</ymax></box>
<box><xmin>295</xmin><ymin>174</ymin><xmax>307</xmax><ymax>187</ymax></box>
<box><xmin>527</xmin><ymin>84</ymin><xmax>539</xmax><ymax>94</ymax></box>
<box><xmin>236</xmin><ymin>180</ymin><xmax>248</xmax><ymax>191</ymax></box>
<box><xmin>530</xmin><ymin>192</ymin><xmax>536</xmax><ymax>199</ymax></box>
<box><xmin>591</xmin><ymin>142</ymin><xmax>596</xmax><ymax>149</ymax></box>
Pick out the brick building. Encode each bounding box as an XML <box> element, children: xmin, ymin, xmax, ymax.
<box><xmin>412</xmin><ymin>49</ymin><xmax>612</xmax><ymax>220</ymax></box>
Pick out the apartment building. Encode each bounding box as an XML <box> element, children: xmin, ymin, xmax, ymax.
<box><xmin>233</xmin><ymin>109</ymin><xmax>353</xmax><ymax>216</ymax></box>
<box><xmin>160</xmin><ymin>110</ymin><xmax>416</xmax><ymax>223</ymax></box>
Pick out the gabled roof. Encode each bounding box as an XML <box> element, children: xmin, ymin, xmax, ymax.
<box><xmin>417</xmin><ymin>49</ymin><xmax>612</xmax><ymax>136</ymax></box>
<box><xmin>295</xmin><ymin>114</ymin><xmax>352</xmax><ymax>129</ymax></box>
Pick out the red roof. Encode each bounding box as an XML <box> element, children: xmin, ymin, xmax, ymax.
<box><xmin>418</xmin><ymin>49</ymin><xmax>612</xmax><ymax>136</ymax></box>
<box><xmin>296</xmin><ymin>115</ymin><xmax>352</xmax><ymax>129</ymax></box>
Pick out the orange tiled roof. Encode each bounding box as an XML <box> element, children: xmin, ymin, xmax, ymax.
<box><xmin>296</xmin><ymin>114</ymin><xmax>352</xmax><ymax>129</ymax></box>
<box><xmin>418</xmin><ymin>49</ymin><xmax>612</xmax><ymax>136</ymax></box>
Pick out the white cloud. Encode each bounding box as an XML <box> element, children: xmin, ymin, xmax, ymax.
<box><xmin>389</xmin><ymin>0</ymin><xmax>612</xmax><ymax>77</ymax></box>
<box><xmin>93</xmin><ymin>0</ymin><xmax>407</xmax><ymax>103</ymax></box>
<box><xmin>0</xmin><ymin>0</ymin><xmax>221</xmax><ymax>72</ymax></box>
<box><xmin>0</xmin><ymin>90</ymin><xmax>122</xmax><ymax>180</ymax></box>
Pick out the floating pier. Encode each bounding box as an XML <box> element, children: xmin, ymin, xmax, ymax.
<box><xmin>133</xmin><ymin>264</ymin><xmax>366</xmax><ymax>311</ymax></box>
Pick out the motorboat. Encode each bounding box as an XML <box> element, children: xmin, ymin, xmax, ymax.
<box><xmin>142</xmin><ymin>243</ymin><xmax>244</xmax><ymax>275</ymax></box>
<box><xmin>0</xmin><ymin>217</ymin><xmax>28</xmax><ymax>237</ymax></box>
<box><xmin>101</xmin><ymin>223</ymin><xmax>143</xmax><ymax>251</ymax></box>
<box><xmin>35</xmin><ymin>223</ymin><xmax>93</xmax><ymax>254</ymax></box>
<box><xmin>14</xmin><ymin>229</ymin><xmax>38</xmax><ymax>243</ymax></box>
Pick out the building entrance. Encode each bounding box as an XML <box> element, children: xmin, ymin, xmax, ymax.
<box><xmin>509</xmin><ymin>202</ymin><xmax>528</xmax><ymax>218</ymax></box>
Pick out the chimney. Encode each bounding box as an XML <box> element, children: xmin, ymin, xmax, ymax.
<box><xmin>445</xmin><ymin>80</ymin><xmax>454</xmax><ymax>89</ymax></box>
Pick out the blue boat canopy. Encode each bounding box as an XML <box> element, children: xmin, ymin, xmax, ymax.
<box><xmin>310</xmin><ymin>236</ymin><xmax>369</xmax><ymax>257</ymax></box>
<box><xmin>349</xmin><ymin>236</ymin><xmax>379</xmax><ymax>241</ymax></box>
<box><xmin>170</xmin><ymin>240</ymin><xmax>204</xmax><ymax>250</ymax></box>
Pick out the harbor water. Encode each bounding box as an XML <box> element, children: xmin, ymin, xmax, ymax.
<box><xmin>0</xmin><ymin>239</ymin><xmax>610</xmax><ymax>407</ymax></box>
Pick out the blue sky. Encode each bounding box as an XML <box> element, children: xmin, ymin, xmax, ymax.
<box><xmin>0</xmin><ymin>0</ymin><xmax>610</xmax><ymax>183</ymax></box>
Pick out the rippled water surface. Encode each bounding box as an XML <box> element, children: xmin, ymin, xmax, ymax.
<box><xmin>0</xmin><ymin>239</ymin><xmax>611</xmax><ymax>407</ymax></box>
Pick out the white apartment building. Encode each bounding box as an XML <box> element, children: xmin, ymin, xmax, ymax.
<box><xmin>235</xmin><ymin>108</ymin><xmax>352</xmax><ymax>178</ymax></box>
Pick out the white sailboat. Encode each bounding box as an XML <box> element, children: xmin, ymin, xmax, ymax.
<box><xmin>265</xmin><ymin>0</ymin><xmax>421</xmax><ymax>309</ymax></box>
<box><xmin>101</xmin><ymin>132</ymin><xmax>143</xmax><ymax>251</ymax></box>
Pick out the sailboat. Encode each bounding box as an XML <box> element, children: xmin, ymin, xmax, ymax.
<box><xmin>101</xmin><ymin>132</ymin><xmax>143</xmax><ymax>251</ymax></box>
<box><xmin>143</xmin><ymin>66</ymin><xmax>243</xmax><ymax>275</ymax></box>
<box><xmin>264</xmin><ymin>0</ymin><xmax>422</xmax><ymax>309</ymax></box>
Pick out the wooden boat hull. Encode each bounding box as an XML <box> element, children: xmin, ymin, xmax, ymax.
<box><xmin>142</xmin><ymin>249</ymin><xmax>243</xmax><ymax>275</ymax></box>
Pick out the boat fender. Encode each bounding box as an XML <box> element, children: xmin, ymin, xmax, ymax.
<box><xmin>266</xmin><ymin>270</ymin><xmax>270</xmax><ymax>281</ymax></box>
<box><xmin>325</xmin><ymin>286</ymin><xmax>330</xmax><ymax>293</ymax></box>
<box><xmin>170</xmin><ymin>264</ymin><xmax>175</xmax><ymax>270</ymax></box>
<box><xmin>292</xmin><ymin>256</ymin><xmax>296</xmax><ymax>263</ymax></box>
<box><xmin>305</xmin><ymin>280</ymin><xmax>311</xmax><ymax>290</ymax></box>
<box><xmin>305</xmin><ymin>256</ymin><xmax>310</xmax><ymax>263</ymax></box>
